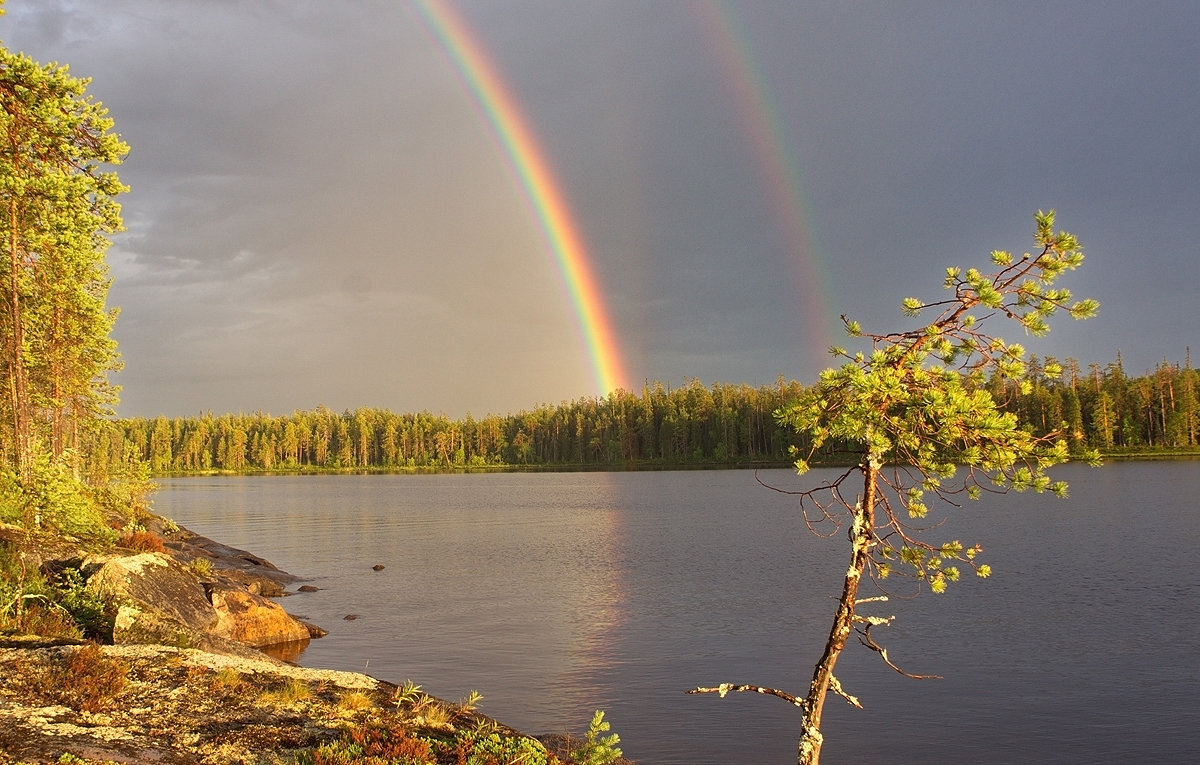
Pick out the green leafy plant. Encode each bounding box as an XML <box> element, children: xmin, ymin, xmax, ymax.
<box><xmin>456</xmin><ymin>729</ymin><xmax>553</xmax><ymax>765</ymax></box>
<box><xmin>392</xmin><ymin>679</ymin><xmax>423</xmax><ymax>708</ymax></box>
<box><xmin>1</xmin><ymin>455</ymin><xmax>115</xmax><ymax>543</ymax></box>
<box><xmin>691</xmin><ymin>211</ymin><xmax>1099</xmax><ymax>764</ymax></box>
<box><xmin>298</xmin><ymin>719</ymin><xmax>437</xmax><ymax>765</ymax></box>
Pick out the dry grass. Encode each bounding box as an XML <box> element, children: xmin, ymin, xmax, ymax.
<box><xmin>337</xmin><ymin>689</ymin><xmax>375</xmax><ymax>711</ymax></box>
<box><xmin>260</xmin><ymin>676</ymin><xmax>312</xmax><ymax>705</ymax></box>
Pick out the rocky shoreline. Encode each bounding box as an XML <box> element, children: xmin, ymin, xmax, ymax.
<box><xmin>0</xmin><ymin>518</ymin><xmax>632</xmax><ymax>764</ymax></box>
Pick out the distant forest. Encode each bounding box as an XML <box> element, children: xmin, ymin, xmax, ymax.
<box><xmin>102</xmin><ymin>351</ymin><xmax>1197</xmax><ymax>475</ymax></box>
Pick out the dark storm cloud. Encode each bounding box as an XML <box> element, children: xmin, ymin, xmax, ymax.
<box><xmin>3</xmin><ymin>1</ymin><xmax>1197</xmax><ymax>416</ymax></box>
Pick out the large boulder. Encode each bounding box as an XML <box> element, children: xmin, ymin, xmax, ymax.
<box><xmin>85</xmin><ymin>552</ymin><xmax>311</xmax><ymax>655</ymax></box>
<box><xmin>87</xmin><ymin>553</ymin><xmax>217</xmax><ymax>640</ymax></box>
<box><xmin>210</xmin><ymin>588</ymin><xmax>310</xmax><ymax>646</ymax></box>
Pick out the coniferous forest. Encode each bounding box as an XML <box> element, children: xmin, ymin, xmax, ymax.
<box><xmin>107</xmin><ymin>350</ymin><xmax>1198</xmax><ymax>475</ymax></box>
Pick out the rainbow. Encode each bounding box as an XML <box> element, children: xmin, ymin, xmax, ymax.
<box><xmin>412</xmin><ymin>0</ymin><xmax>628</xmax><ymax>396</ymax></box>
<box><xmin>694</xmin><ymin>2</ymin><xmax>839</xmax><ymax>362</ymax></box>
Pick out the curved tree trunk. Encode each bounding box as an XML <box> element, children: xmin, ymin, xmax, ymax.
<box><xmin>797</xmin><ymin>462</ymin><xmax>877</xmax><ymax>764</ymax></box>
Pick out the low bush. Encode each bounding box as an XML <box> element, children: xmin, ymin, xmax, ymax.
<box><xmin>118</xmin><ymin>529</ymin><xmax>166</xmax><ymax>553</ymax></box>
<box><xmin>33</xmin><ymin>641</ymin><xmax>129</xmax><ymax>712</ymax></box>
<box><xmin>53</xmin><ymin>566</ymin><xmax>113</xmax><ymax>641</ymax></box>
<box><xmin>187</xmin><ymin>556</ymin><xmax>213</xmax><ymax>576</ymax></box>
<box><xmin>570</xmin><ymin>711</ymin><xmax>623</xmax><ymax>765</ymax></box>
<box><xmin>302</xmin><ymin>721</ymin><xmax>436</xmax><ymax>764</ymax></box>
<box><xmin>2</xmin><ymin>456</ymin><xmax>117</xmax><ymax>543</ymax></box>
<box><xmin>296</xmin><ymin>709</ymin><xmax>623</xmax><ymax>765</ymax></box>
<box><xmin>0</xmin><ymin>544</ymin><xmax>112</xmax><ymax>641</ymax></box>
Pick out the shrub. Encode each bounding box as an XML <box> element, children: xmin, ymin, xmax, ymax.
<box><xmin>0</xmin><ymin>456</ymin><xmax>117</xmax><ymax>544</ymax></box>
<box><xmin>0</xmin><ymin>543</ymin><xmax>81</xmax><ymax>639</ymax></box>
<box><xmin>35</xmin><ymin>642</ymin><xmax>129</xmax><ymax>712</ymax></box>
<box><xmin>54</xmin><ymin>566</ymin><xmax>113</xmax><ymax>641</ymax></box>
<box><xmin>570</xmin><ymin>711</ymin><xmax>623</xmax><ymax>765</ymax></box>
<box><xmin>97</xmin><ymin>444</ymin><xmax>156</xmax><ymax>522</ymax></box>
<box><xmin>456</xmin><ymin>729</ymin><xmax>554</xmax><ymax>765</ymax></box>
<box><xmin>118</xmin><ymin>529</ymin><xmax>166</xmax><ymax>553</ymax></box>
<box><xmin>299</xmin><ymin>720</ymin><xmax>436</xmax><ymax>765</ymax></box>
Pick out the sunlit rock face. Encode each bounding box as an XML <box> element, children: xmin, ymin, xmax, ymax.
<box><xmin>85</xmin><ymin>552</ymin><xmax>310</xmax><ymax>653</ymax></box>
<box><xmin>210</xmin><ymin>588</ymin><xmax>310</xmax><ymax>647</ymax></box>
<box><xmin>87</xmin><ymin>553</ymin><xmax>219</xmax><ymax>643</ymax></box>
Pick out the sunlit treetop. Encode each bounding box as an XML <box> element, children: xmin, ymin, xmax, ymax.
<box><xmin>779</xmin><ymin>210</ymin><xmax>1099</xmax><ymax>593</ymax></box>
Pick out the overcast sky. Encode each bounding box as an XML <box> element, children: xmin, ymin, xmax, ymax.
<box><xmin>4</xmin><ymin>1</ymin><xmax>1197</xmax><ymax>418</ymax></box>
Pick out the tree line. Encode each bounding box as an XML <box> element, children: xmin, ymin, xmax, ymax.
<box><xmin>108</xmin><ymin>378</ymin><xmax>805</xmax><ymax>473</ymax></box>
<box><xmin>103</xmin><ymin>351</ymin><xmax>1197</xmax><ymax>475</ymax></box>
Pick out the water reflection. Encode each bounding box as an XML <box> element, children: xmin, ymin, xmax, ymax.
<box><xmin>259</xmin><ymin>638</ymin><xmax>309</xmax><ymax>664</ymax></box>
<box><xmin>155</xmin><ymin>464</ymin><xmax>1200</xmax><ymax>765</ymax></box>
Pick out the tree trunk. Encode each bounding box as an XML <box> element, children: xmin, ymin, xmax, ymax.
<box><xmin>7</xmin><ymin>196</ymin><xmax>30</xmax><ymax>481</ymax></box>
<box><xmin>797</xmin><ymin>461</ymin><xmax>877</xmax><ymax>764</ymax></box>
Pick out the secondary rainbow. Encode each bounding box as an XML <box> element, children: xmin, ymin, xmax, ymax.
<box><xmin>412</xmin><ymin>0</ymin><xmax>627</xmax><ymax>396</ymax></box>
<box><xmin>695</xmin><ymin>2</ymin><xmax>839</xmax><ymax>362</ymax></box>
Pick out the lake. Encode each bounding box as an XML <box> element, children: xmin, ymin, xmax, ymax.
<box><xmin>154</xmin><ymin>462</ymin><xmax>1200</xmax><ymax>764</ymax></box>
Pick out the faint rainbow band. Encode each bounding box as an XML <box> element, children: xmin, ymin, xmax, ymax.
<box><xmin>696</xmin><ymin>2</ymin><xmax>839</xmax><ymax>365</ymax></box>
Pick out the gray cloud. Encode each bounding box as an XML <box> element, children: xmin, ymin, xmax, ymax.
<box><xmin>4</xmin><ymin>1</ymin><xmax>1197</xmax><ymax>416</ymax></box>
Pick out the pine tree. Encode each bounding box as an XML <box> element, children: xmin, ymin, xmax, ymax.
<box><xmin>690</xmin><ymin>211</ymin><xmax>1099</xmax><ymax>764</ymax></box>
<box><xmin>0</xmin><ymin>32</ymin><xmax>127</xmax><ymax>480</ymax></box>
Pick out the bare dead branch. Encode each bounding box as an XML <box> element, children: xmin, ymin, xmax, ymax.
<box><xmin>856</xmin><ymin>623</ymin><xmax>942</xmax><ymax>680</ymax></box>
<box><xmin>686</xmin><ymin>683</ymin><xmax>804</xmax><ymax>708</ymax></box>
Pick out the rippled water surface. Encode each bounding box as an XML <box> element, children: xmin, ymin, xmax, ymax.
<box><xmin>156</xmin><ymin>463</ymin><xmax>1200</xmax><ymax>764</ymax></box>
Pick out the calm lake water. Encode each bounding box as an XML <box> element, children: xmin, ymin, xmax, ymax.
<box><xmin>155</xmin><ymin>462</ymin><xmax>1200</xmax><ymax>764</ymax></box>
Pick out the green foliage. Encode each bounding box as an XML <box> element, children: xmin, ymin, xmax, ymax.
<box><xmin>112</xmin><ymin>380</ymin><xmax>807</xmax><ymax>473</ymax></box>
<box><xmin>570</xmin><ymin>710</ymin><xmax>623</xmax><ymax>765</ymax></box>
<box><xmin>0</xmin><ymin>541</ymin><xmax>68</xmax><ymax>636</ymax></box>
<box><xmin>693</xmin><ymin>212</ymin><xmax>1101</xmax><ymax>763</ymax></box>
<box><xmin>0</xmin><ymin>453</ymin><xmax>115</xmax><ymax>542</ymax></box>
<box><xmin>53</xmin><ymin>565</ymin><xmax>112</xmax><ymax>641</ymax></box>
<box><xmin>0</xmin><ymin>542</ymin><xmax>111</xmax><ymax>639</ymax></box>
<box><xmin>454</xmin><ymin>729</ymin><xmax>552</xmax><ymax>765</ymax></box>
<box><xmin>0</xmin><ymin>38</ymin><xmax>128</xmax><ymax>483</ymax></box>
<box><xmin>187</xmin><ymin>556</ymin><xmax>213</xmax><ymax>577</ymax></box>
<box><xmin>297</xmin><ymin>702</ymin><xmax>619</xmax><ymax>765</ymax></box>
<box><xmin>97</xmin><ymin>444</ymin><xmax>156</xmax><ymax>521</ymax></box>
<box><xmin>778</xmin><ymin>211</ymin><xmax>1099</xmax><ymax>594</ymax></box>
